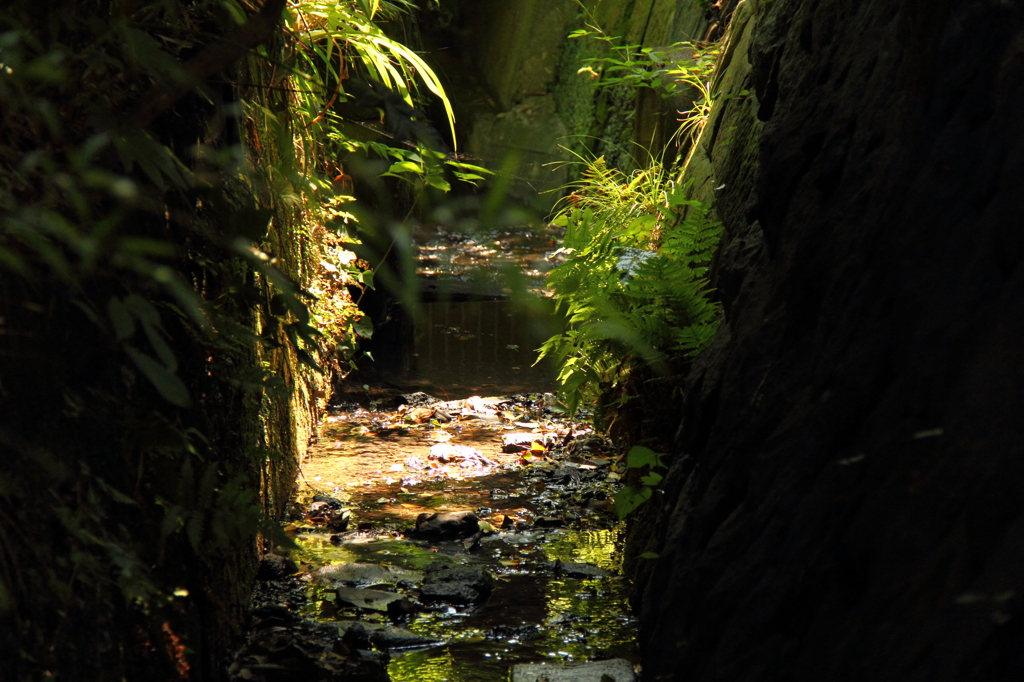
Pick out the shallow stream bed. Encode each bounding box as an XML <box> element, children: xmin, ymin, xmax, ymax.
<box><xmin>289</xmin><ymin>392</ymin><xmax>638</xmax><ymax>682</ymax></box>
<box><xmin>233</xmin><ymin>225</ymin><xmax>640</xmax><ymax>681</ymax></box>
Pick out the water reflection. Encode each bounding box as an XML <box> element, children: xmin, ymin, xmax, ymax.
<box><xmin>387</xmin><ymin>529</ymin><xmax>636</xmax><ymax>682</ymax></box>
<box><xmin>364</xmin><ymin>299</ymin><xmax>561</xmax><ymax>399</ymax></box>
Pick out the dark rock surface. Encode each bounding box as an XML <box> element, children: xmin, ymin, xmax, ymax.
<box><xmin>228</xmin><ymin>603</ymin><xmax>388</xmax><ymax>682</ymax></box>
<box><xmin>255</xmin><ymin>554</ymin><xmax>298</xmax><ymax>581</ymax></box>
<box><xmin>409</xmin><ymin>510</ymin><xmax>481</xmax><ymax>540</ymax></box>
<box><xmin>552</xmin><ymin>561</ymin><xmax>612</xmax><ymax>579</ymax></box>
<box><xmin>336</xmin><ymin>622</ymin><xmax>443</xmax><ymax>651</ymax></box>
<box><xmin>420</xmin><ymin>563</ymin><xmax>494</xmax><ymax>605</ymax></box>
<box><xmin>334</xmin><ymin>587</ymin><xmax>407</xmax><ymax>613</ymax></box>
<box><xmin>631</xmin><ymin>1</ymin><xmax>1024</xmax><ymax>681</ymax></box>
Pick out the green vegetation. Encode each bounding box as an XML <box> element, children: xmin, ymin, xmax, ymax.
<box><xmin>569</xmin><ymin>22</ymin><xmax>721</xmax><ymax>143</ymax></box>
<box><xmin>570</xmin><ymin>28</ymin><xmax>719</xmax><ymax>99</ymax></box>
<box><xmin>0</xmin><ymin>0</ymin><xmax>460</xmax><ymax>677</ymax></box>
<box><xmin>614</xmin><ymin>445</ymin><xmax>669</xmax><ymax>519</ymax></box>
<box><xmin>538</xmin><ymin>155</ymin><xmax>722</xmax><ymax>415</ymax></box>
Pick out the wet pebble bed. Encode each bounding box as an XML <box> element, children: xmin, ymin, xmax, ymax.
<box><xmin>230</xmin><ymin>391</ymin><xmax>639</xmax><ymax>682</ymax></box>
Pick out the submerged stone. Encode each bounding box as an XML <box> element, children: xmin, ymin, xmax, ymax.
<box><xmin>408</xmin><ymin>510</ymin><xmax>480</xmax><ymax>540</ymax></box>
<box><xmin>316</xmin><ymin>562</ymin><xmax>421</xmax><ymax>587</ymax></box>
<box><xmin>420</xmin><ymin>563</ymin><xmax>494</xmax><ymax>605</ymax></box>
<box><xmin>512</xmin><ymin>659</ymin><xmax>635</xmax><ymax>682</ymax></box>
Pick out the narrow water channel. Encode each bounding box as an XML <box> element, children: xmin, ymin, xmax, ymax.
<box><xmin>291</xmin><ymin>393</ymin><xmax>638</xmax><ymax>682</ymax></box>
<box><xmin>352</xmin><ymin>223</ymin><xmax>566</xmax><ymax>399</ymax></box>
<box><xmin>239</xmin><ymin>224</ymin><xmax>639</xmax><ymax>682</ymax></box>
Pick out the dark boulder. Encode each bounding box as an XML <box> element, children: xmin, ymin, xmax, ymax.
<box><xmin>419</xmin><ymin>563</ymin><xmax>494</xmax><ymax>605</ymax></box>
<box><xmin>256</xmin><ymin>554</ymin><xmax>298</xmax><ymax>581</ymax></box>
<box><xmin>408</xmin><ymin>511</ymin><xmax>480</xmax><ymax>540</ymax></box>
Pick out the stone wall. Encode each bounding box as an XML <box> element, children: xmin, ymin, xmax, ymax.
<box><xmin>423</xmin><ymin>0</ymin><xmax>713</xmax><ymax>211</ymax></box>
<box><xmin>629</xmin><ymin>0</ymin><xmax>1024</xmax><ymax>679</ymax></box>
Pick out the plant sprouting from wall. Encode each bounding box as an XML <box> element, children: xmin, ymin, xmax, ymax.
<box><xmin>569</xmin><ymin>23</ymin><xmax>721</xmax><ymax>142</ymax></box>
<box><xmin>538</xmin><ymin>155</ymin><xmax>722</xmax><ymax>415</ymax></box>
<box><xmin>284</xmin><ymin>0</ymin><xmax>488</xmax><ymax>196</ymax></box>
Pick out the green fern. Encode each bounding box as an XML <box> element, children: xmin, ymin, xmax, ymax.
<box><xmin>539</xmin><ymin>156</ymin><xmax>722</xmax><ymax>414</ymax></box>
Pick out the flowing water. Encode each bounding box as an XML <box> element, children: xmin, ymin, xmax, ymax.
<box><xmin>271</xmin><ymin>224</ymin><xmax>638</xmax><ymax>681</ymax></box>
<box><xmin>292</xmin><ymin>394</ymin><xmax>638</xmax><ymax>682</ymax></box>
<box><xmin>352</xmin><ymin>223</ymin><xmax>566</xmax><ymax>399</ymax></box>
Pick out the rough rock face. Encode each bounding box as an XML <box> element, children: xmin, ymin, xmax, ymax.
<box><xmin>631</xmin><ymin>1</ymin><xmax>1024</xmax><ymax>680</ymax></box>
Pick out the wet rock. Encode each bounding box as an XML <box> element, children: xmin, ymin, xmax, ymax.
<box><xmin>337</xmin><ymin>622</ymin><xmax>443</xmax><ymax>651</ymax></box>
<box><xmin>326</xmin><ymin>512</ymin><xmax>350</xmax><ymax>532</ymax></box>
<box><xmin>462</xmin><ymin>530</ymin><xmax>483</xmax><ymax>552</ymax></box>
<box><xmin>533</xmin><ymin>516</ymin><xmax>564</xmax><ymax>528</ymax></box>
<box><xmin>397</xmin><ymin>392</ymin><xmax>440</xmax><ymax>407</ymax></box>
<box><xmin>420</xmin><ymin>563</ymin><xmax>494</xmax><ymax>605</ymax></box>
<box><xmin>552</xmin><ymin>560</ymin><xmax>612</xmax><ymax>579</ymax></box>
<box><xmin>340</xmin><ymin>622</ymin><xmax>372</xmax><ymax>649</ymax></box>
<box><xmin>334</xmin><ymin>587</ymin><xmax>407</xmax><ymax>613</ymax></box>
<box><xmin>386</xmin><ymin>597</ymin><xmax>418</xmax><ymax>620</ymax></box>
<box><xmin>408</xmin><ymin>510</ymin><xmax>480</xmax><ymax>540</ymax></box>
<box><xmin>308</xmin><ymin>496</ymin><xmax>350</xmax><ymax>531</ymax></box>
<box><xmin>249</xmin><ymin>604</ymin><xmax>295</xmax><ymax>627</ymax></box>
<box><xmin>312</xmin><ymin>494</ymin><xmax>344</xmax><ymax>509</ymax></box>
<box><xmin>256</xmin><ymin>554</ymin><xmax>298</xmax><ymax>581</ymax></box>
<box><xmin>316</xmin><ymin>562</ymin><xmax>421</xmax><ymax>587</ymax></box>
<box><xmin>512</xmin><ymin>658</ymin><xmax>635</xmax><ymax>682</ymax></box>
<box><xmin>369</xmin><ymin>626</ymin><xmax>443</xmax><ymax>651</ymax></box>
<box><xmin>229</xmin><ymin>612</ymin><xmax>389</xmax><ymax>682</ymax></box>
<box><xmin>419</xmin><ymin>582</ymin><xmax>483</xmax><ymax>605</ymax></box>
<box><xmin>428</xmin><ymin>443</ymin><xmax>495</xmax><ymax>467</ymax></box>
<box><xmin>486</xmin><ymin>624</ymin><xmax>541</xmax><ymax>642</ymax></box>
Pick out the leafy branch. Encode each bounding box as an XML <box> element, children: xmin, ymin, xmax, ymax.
<box><xmin>538</xmin><ymin>155</ymin><xmax>722</xmax><ymax>415</ymax></box>
<box><xmin>614</xmin><ymin>446</ymin><xmax>669</xmax><ymax>519</ymax></box>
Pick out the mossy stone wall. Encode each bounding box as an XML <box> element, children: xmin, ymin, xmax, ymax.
<box><xmin>438</xmin><ymin>0</ymin><xmax>713</xmax><ymax>211</ymax></box>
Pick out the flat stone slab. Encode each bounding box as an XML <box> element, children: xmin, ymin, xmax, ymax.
<box><xmin>555</xmin><ymin>561</ymin><xmax>612</xmax><ymax>579</ymax></box>
<box><xmin>316</xmin><ymin>562</ymin><xmax>421</xmax><ymax>586</ymax></box>
<box><xmin>512</xmin><ymin>659</ymin><xmax>636</xmax><ymax>682</ymax></box>
<box><xmin>334</xmin><ymin>587</ymin><xmax>406</xmax><ymax>612</ymax></box>
<box><xmin>336</xmin><ymin>622</ymin><xmax>444</xmax><ymax>651</ymax></box>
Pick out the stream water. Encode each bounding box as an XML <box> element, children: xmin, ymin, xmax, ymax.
<box><xmin>352</xmin><ymin>223</ymin><xmax>566</xmax><ymax>399</ymax></box>
<box><xmin>290</xmin><ymin>393</ymin><xmax>638</xmax><ymax>682</ymax></box>
<box><xmin>242</xmin><ymin>225</ymin><xmax>639</xmax><ymax>682</ymax></box>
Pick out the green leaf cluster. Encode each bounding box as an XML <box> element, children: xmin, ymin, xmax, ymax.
<box><xmin>0</xmin><ymin>1</ymin><xmax>445</xmax><ymax>676</ymax></box>
<box><xmin>613</xmin><ymin>446</ymin><xmax>669</xmax><ymax>519</ymax></box>
<box><xmin>538</xmin><ymin>156</ymin><xmax>722</xmax><ymax>415</ymax></box>
<box><xmin>569</xmin><ymin>23</ymin><xmax>721</xmax><ymax>141</ymax></box>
